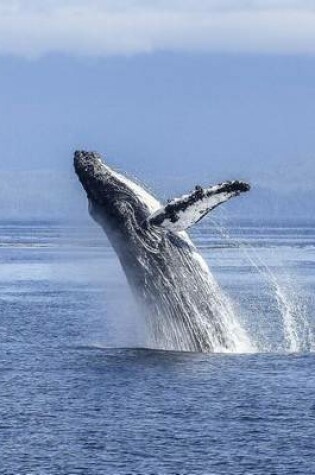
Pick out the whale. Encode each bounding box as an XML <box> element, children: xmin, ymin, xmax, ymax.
<box><xmin>74</xmin><ymin>150</ymin><xmax>251</xmax><ymax>352</ymax></box>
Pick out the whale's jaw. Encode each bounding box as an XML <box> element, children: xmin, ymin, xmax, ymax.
<box><xmin>74</xmin><ymin>150</ymin><xmax>112</xmax><ymax>203</ymax></box>
<box><xmin>74</xmin><ymin>150</ymin><xmax>156</xmax><ymax>233</ymax></box>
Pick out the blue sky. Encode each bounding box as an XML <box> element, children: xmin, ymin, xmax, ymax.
<box><xmin>0</xmin><ymin>1</ymin><xmax>314</xmax><ymax>219</ymax></box>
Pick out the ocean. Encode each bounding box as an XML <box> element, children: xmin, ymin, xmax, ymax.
<box><xmin>1</xmin><ymin>219</ymin><xmax>314</xmax><ymax>475</ymax></box>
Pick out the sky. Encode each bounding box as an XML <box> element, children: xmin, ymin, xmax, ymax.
<box><xmin>0</xmin><ymin>0</ymin><xmax>314</xmax><ymax>219</ymax></box>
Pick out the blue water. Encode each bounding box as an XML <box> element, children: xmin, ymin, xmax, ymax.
<box><xmin>1</xmin><ymin>220</ymin><xmax>315</xmax><ymax>474</ymax></box>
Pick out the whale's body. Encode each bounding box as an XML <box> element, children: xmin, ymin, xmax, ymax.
<box><xmin>74</xmin><ymin>151</ymin><xmax>251</xmax><ymax>352</ymax></box>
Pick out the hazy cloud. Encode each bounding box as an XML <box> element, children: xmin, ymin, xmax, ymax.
<box><xmin>0</xmin><ymin>0</ymin><xmax>315</xmax><ymax>57</ymax></box>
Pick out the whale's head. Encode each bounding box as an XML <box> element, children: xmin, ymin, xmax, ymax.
<box><xmin>74</xmin><ymin>150</ymin><xmax>160</xmax><ymax>235</ymax></box>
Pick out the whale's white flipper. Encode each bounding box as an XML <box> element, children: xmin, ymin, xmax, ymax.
<box><xmin>147</xmin><ymin>181</ymin><xmax>250</xmax><ymax>233</ymax></box>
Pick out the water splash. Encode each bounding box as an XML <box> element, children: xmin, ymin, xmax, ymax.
<box><xmin>272</xmin><ymin>278</ymin><xmax>313</xmax><ymax>352</ymax></box>
<box><xmin>210</xmin><ymin>219</ymin><xmax>314</xmax><ymax>353</ymax></box>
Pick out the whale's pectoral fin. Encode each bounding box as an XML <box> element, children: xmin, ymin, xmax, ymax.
<box><xmin>147</xmin><ymin>181</ymin><xmax>250</xmax><ymax>232</ymax></box>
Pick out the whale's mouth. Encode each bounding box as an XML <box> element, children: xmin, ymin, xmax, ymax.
<box><xmin>74</xmin><ymin>150</ymin><xmax>112</xmax><ymax>199</ymax></box>
<box><xmin>74</xmin><ymin>150</ymin><xmax>104</xmax><ymax>176</ymax></box>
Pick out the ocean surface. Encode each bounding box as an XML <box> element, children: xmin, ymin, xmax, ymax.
<box><xmin>1</xmin><ymin>219</ymin><xmax>314</xmax><ymax>475</ymax></box>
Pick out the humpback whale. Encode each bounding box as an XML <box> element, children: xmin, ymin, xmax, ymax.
<box><xmin>74</xmin><ymin>150</ymin><xmax>251</xmax><ymax>352</ymax></box>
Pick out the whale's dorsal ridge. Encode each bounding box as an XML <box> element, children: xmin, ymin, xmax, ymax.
<box><xmin>147</xmin><ymin>181</ymin><xmax>251</xmax><ymax>233</ymax></box>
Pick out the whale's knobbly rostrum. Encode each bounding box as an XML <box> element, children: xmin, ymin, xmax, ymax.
<box><xmin>74</xmin><ymin>150</ymin><xmax>252</xmax><ymax>353</ymax></box>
